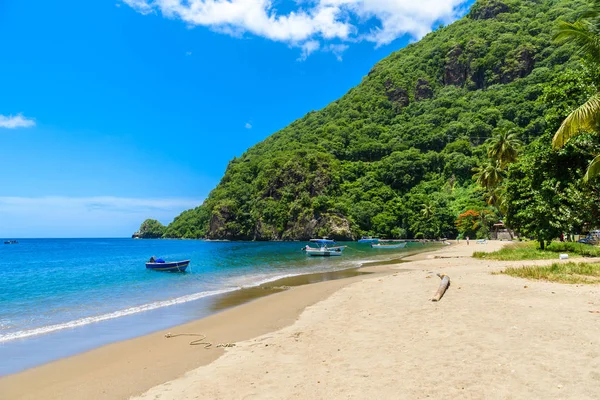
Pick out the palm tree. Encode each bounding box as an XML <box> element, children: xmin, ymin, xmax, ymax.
<box><xmin>484</xmin><ymin>187</ymin><xmax>502</xmax><ymax>207</ymax></box>
<box><xmin>486</xmin><ymin>129</ymin><xmax>523</xmax><ymax>167</ymax></box>
<box><xmin>553</xmin><ymin>2</ymin><xmax>600</xmax><ymax>181</ymax></box>
<box><xmin>473</xmin><ymin>160</ymin><xmax>505</xmax><ymax>191</ymax></box>
<box><xmin>420</xmin><ymin>203</ymin><xmax>434</xmax><ymax>220</ymax></box>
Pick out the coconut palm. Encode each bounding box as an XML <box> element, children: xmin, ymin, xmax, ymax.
<box><xmin>486</xmin><ymin>129</ymin><xmax>522</xmax><ymax>167</ymax></box>
<box><xmin>552</xmin><ymin>2</ymin><xmax>600</xmax><ymax>181</ymax></box>
<box><xmin>420</xmin><ymin>203</ymin><xmax>434</xmax><ymax>219</ymax></box>
<box><xmin>473</xmin><ymin>160</ymin><xmax>505</xmax><ymax>191</ymax></box>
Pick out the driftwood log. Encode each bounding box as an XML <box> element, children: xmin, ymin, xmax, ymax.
<box><xmin>431</xmin><ymin>273</ymin><xmax>450</xmax><ymax>302</ymax></box>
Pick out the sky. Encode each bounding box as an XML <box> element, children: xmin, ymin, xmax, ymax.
<box><xmin>0</xmin><ymin>0</ymin><xmax>473</xmax><ymax>238</ymax></box>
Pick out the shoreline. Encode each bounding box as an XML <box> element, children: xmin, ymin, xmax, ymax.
<box><xmin>5</xmin><ymin>241</ymin><xmax>598</xmax><ymax>399</ymax></box>
<box><xmin>0</xmin><ymin>241</ymin><xmax>438</xmax><ymax>375</ymax></box>
<box><xmin>132</xmin><ymin>240</ymin><xmax>600</xmax><ymax>399</ymax></box>
<box><xmin>0</xmin><ymin>245</ymin><xmax>437</xmax><ymax>399</ymax></box>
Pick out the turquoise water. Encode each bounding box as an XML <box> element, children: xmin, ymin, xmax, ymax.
<box><xmin>0</xmin><ymin>238</ymin><xmax>423</xmax><ymax>374</ymax></box>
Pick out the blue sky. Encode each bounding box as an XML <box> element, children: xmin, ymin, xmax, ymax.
<box><xmin>0</xmin><ymin>0</ymin><xmax>472</xmax><ymax>238</ymax></box>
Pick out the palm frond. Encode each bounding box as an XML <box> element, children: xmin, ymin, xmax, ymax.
<box><xmin>552</xmin><ymin>93</ymin><xmax>600</xmax><ymax>149</ymax></box>
<box><xmin>584</xmin><ymin>154</ymin><xmax>600</xmax><ymax>182</ymax></box>
<box><xmin>554</xmin><ymin>21</ymin><xmax>600</xmax><ymax>64</ymax></box>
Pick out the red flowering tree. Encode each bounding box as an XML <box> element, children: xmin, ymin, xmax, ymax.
<box><xmin>456</xmin><ymin>209</ymin><xmax>496</xmax><ymax>239</ymax></box>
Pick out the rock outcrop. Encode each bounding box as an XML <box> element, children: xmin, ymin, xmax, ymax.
<box><xmin>282</xmin><ymin>213</ymin><xmax>354</xmax><ymax>241</ymax></box>
<box><xmin>414</xmin><ymin>78</ymin><xmax>433</xmax><ymax>101</ymax></box>
<box><xmin>384</xmin><ymin>79</ymin><xmax>410</xmax><ymax>107</ymax></box>
<box><xmin>444</xmin><ymin>45</ymin><xmax>467</xmax><ymax>87</ymax></box>
<box><xmin>470</xmin><ymin>0</ymin><xmax>510</xmax><ymax>20</ymax></box>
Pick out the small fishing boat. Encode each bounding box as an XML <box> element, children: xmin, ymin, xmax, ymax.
<box><xmin>371</xmin><ymin>242</ymin><xmax>407</xmax><ymax>249</ymax></box>
<box><xmin>145</xmin><ymin>257</ymin><xmax>190</xmax><ymax>272</ymax></box>
<box><xmin>4</xmin><ymin>240</ymin><xmax>18</xmax><ymax>244</ymax></box>
<box><xmin>302</xmin><ymin>239</ymin><xmax>346</xmax><ymax>257</ymax></box>
<box><xmin>358</xmin><ymin>236</ymin><xmax>379</xmax><ymax>243</ymax></box>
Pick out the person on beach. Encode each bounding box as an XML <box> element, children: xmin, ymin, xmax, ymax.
<box><xmin>466</xmin><ymin>236</ymin><xmax>470</xmax><ymax>245</ymax></box>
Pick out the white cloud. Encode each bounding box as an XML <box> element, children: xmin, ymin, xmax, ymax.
<box><xmin>122</xmin><ymin>0</ymin><xmax>469</xmax><ymax>58</ymax></box>
<box><xmin>325</xmin><ymin>43</ymin><xmax>349</xmax><ymax>61</ymax></box>
<box><xmin>298</xmin><ymin>40</ymin><xmax>320</xmax><ymax>61</ymax></box>
<box><xmin>245</xmin><ymin>122</ymin><xmax>252</xmax><ymax>129</ymax></box>
<box><xmin>123</xmin><ymin>0</ymin><xmax>155</xmax><ymax>15</ymax></box>
<box><xmin>0</xmin><ymin>196</ymin><xmax>201</xmax><ymax>238</ymax></box>
<box><xmin>0</xmin><ymin>114</ymin><xmax>36</xmax><ymax>129</ymax></box>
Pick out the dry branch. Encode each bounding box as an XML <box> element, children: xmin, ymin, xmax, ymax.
<box><xmin>431</xmin><ymin>273</ymin><xmax>450</xmax><ymax>302</ymax></box>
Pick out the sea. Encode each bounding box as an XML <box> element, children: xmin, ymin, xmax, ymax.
<box><xmin>0</xmin><ymin>238</ymin><xmax>429</xmax><ymax>375</ymax></box>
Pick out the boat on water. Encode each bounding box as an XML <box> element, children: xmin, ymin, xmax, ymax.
<box><xmin>145</xmin><ymin>257</ymin><xmax>190</xmax><ymax>272</ymax></box>
<box><xmin>302</xmin><ymin>239</ymin><xmax>346</xmax><ymax>257</ymax></box>
<box><xmin>358</xmin><ymin>236</ymin><xmax>379</xmax><ymax>244</ymax></box>
<box><xmin>371</xmin><ymin>242</ymin><xmax>407</xmax><ymax>249</ymax></box>
<box><xmin>4</xmin><ymin>240</ymin><xmax>18</xmax><ymax>244</ymax></box>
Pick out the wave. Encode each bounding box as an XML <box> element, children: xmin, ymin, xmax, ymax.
<box><xmin>0</xmin><ymin>288</ymin><xmax>238</xmax><ymax>343</ymax></box>
<box><xmin>233</xmin><ymin>272</ymin><xmax>304</xmax><ymax>288</ymax></box>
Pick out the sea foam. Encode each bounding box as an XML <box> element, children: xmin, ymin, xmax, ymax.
<box><xmin>0</xmin><ymin>288</ymin><xmax>237</xmax><ymax>343</ymax></box>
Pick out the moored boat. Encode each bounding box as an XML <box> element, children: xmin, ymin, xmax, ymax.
<box><xmin>358</xmin><ymin>236</ymin><xmax>379</xmax><ymax>243</ymax></box>
<box><xmin>302</xmin><ymin>239</ymin><xmax>346</xmax><ymax>257</ymax></box>
<box><xmin>145</xmin><ymin>257</ymin><xmax>190</xmax><ymax>272</ymax></box>
<box><xmin>370</xmin><ymin>242</ymin><xmax>407</xmax><ymax>249</ymax></box>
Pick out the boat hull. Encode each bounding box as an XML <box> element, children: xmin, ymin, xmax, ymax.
<box><xmin>145</xmin><ymin>260</ymin><xmax>190</xmax><ymax>272</ymax></box>
<box><xmin>306</xmin><ymin>250</ymin><xmax>343</xmax><ymax>257</ymax></box>
<box><xmin>371</xmin><ymin>243</ymin><xmax>407</xmax><ymax>249</ymax></box>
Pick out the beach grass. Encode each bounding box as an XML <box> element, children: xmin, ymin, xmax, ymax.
<box><xmin>496</xmin><ymin>262</ymin><xmax>600</xmax><ymax>284</ymax></box>
<box><xmin>473</xmin><ymin>241</ymin><xmax>600</xmax><ymax>261</ymax></box>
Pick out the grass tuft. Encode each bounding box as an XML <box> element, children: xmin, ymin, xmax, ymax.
<box><xmin>497</xmin><ymin>262</ymin><xmax>600</xmax><ymax>284</ymax></box>
<box><xmin>473</xmin><ymin>241</ymin><xmax>600</xmax><ymax>261</ymax></box>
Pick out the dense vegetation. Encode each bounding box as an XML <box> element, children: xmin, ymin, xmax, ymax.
<box><xmin>134</xmin><ymin>219</ymin><xmax>166</xmax><ymax>239</ymax></box>
<box><xmin>140</xmin><ymin>0</ymin><xmax>600</xmax><ymax>242</ymax></box>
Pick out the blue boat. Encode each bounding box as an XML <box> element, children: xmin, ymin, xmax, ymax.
<box><xmin>145</xmin><ymin>257</ymin><xmax>190</xmax><ymax>272</ymax></box>
<box><xmin>358</xmin><ymin>236</ymin><xmax>379</xmax><ymax>243</ymax></box>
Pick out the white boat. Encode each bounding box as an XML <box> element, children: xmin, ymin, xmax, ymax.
<box><xmin>371</xmin><ymin>242</ymin><xmax>407</xmax><ymax>249</ymax></box>
<box><xmin>303</xmin><ymin>239</ymin><xmax>346</xmax><ymax>257</ymax></box>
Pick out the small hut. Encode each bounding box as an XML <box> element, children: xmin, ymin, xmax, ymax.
<box><xmin>492</xmin><ymin>221</ymin><xmax>513</xmax><ymax>240</ymax></box>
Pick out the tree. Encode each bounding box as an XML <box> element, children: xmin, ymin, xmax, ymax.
<box><xmin>138</xmin><ymin>219</ymin><xmax>166</xmax><ymax>239</ymax></box>
<box><xmin>553</xmin><ymin>1</ymin><xmax>600</xmax><ymax>181</ymax></box>
<box><xmin>455</xmin><ymin>208</ymin><xmax>497</xmax><ymax>239</ymax></box>
<box><xmin>455</xmin><ymin>210</ymin><xmax>481</xmax><ymax>238</ymax></box>
<box><xmin>420</xmin><ymin>203</ymin><xmax>435</xmax><ymax>219</ymax></box>
<box><xmin>486</xmin><ymin>129</ymin><xmax>523</xmax><ymax>167</ymax></box>
<box><xmin>504</xmin><ymin>135</ymin><xmax>600</xmax><ymax>249</ymax></box>
<box><xmin>473</xmin><ymin>160</ymin><xmax>505</xmax><ymax>191</ymax></box>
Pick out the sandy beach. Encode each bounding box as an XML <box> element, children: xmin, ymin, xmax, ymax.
<box><xmin>3</xmin><ymin>241</ymin><xmax>600</xmax><ymax>399</ymax></box>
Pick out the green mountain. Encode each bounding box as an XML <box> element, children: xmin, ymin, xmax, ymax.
<box><xmin>153</xmin><ymin>0</ymin><xmax>588</xmax><ymax>241</ymax></box>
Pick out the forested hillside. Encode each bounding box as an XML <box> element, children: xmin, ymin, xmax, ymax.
<box><xmin>141</xmin><ymin>0</ymin><xmax>599</xmax><ymax>241</ymax></box>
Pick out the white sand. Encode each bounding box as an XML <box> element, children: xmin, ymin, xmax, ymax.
<box><xmin>133</xmin><ymin>241</ymin><xmax>600</xmax><ymax>400</ymax></box>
